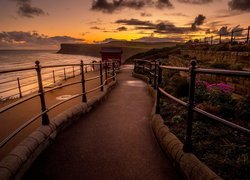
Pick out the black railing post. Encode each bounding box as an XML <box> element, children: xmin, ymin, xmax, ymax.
<box><xmin>64</xmin><ymin>68</ymin><xmax>66</xmax><ymax>80</ymax></box>
<box><xmin>17</xmin><ymin>77</ymin><xmax>22</xmax><ymax>98</ymax></box>
<box><xmin>134</xmin><ymin>60</ymin><xmax>137</xmax><ymax>73</ymax></box>
<box><xmin>149</xmin><ymin>63</ymin><xmax>152</xmax><ymax>84</ymax></box>
<box><xmin>72</xmin><ymin>66</ymin><xmax>75</xmax><ymax>77</ymax></box>
<box><xmin>100</xmin><ymin>62</ymin><xmax>103</xmax><ymax>91</ymax></box>
<box><xmin>85</xmin><ymin>66</ymin><xmax>88</xmax><ymax>73</ymax></box>
<box><xmin>154</xmin><ymin>61</ymin><xmax>157</xmax><ymax>89</ymax></box>
<box><xmin>231</xmin><ymin>30</ymin><xmax>234</xmax><ymax>44</ymax></box>
<box><xmin>105</xmin><ymin>62</ymin><xmax>108</xmax><ymax>85</ymax></box>
<box><xmin>35</xmin><ymin>61</ymin><xmax>49</xmax><ymax>125</ymax></box>
<box><xmin>156</xmin><ymin>62</ymin><xmax>162</xmax><ymax>114</ymax></box>
<box><xmin>183</xmin><ymin>60</ymin><xmax>197</xmax><ymax>153</ymax></box>
<box><xmin>52</xmin><ymin>70</ymin><xmax>56</xmax><ymax>83</ymax></box>
<box><xmin>247</xmin><ymin>26</ymin><xmax>250</xmax><ymax>44</ymax></box>
<box><xmin>80</xmin><ymin>60</ymin><xmax>87</xmax><ymax>102</ymax></box>
<box><xmin>142</xmin><ymin>62</ymin><xmax>145</xmax><ymax>74</ymax></box>
<box><xmin>219</xmin><ymin>34</ymin><xmax>222</xmax><ymax>44</ymax></box>
<box><xmin>112</xmin><ymin>61</ymin><xmax>115</xmax><ymax>81</ymax></box>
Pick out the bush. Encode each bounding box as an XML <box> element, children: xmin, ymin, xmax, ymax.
<box><xmin>235</xmin><ymin>96</ymin><xmax>250</xmax><ymax>122</ymax></box>
<box><xmin>210</xmin><ymin>63</ymin><xmax>231</xmax><ymax>69</ymax></box>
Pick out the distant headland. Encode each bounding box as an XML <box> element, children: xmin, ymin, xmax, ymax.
<box><xmin>57</xmin><ymin>40</ymin><xmax>177</xmax><ymax>60</ymax></box>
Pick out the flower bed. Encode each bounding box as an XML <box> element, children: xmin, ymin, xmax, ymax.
<box><xmin>160</xmin><ymin>73</ymin><xmax>249</xmax><ymax>179</ymax></box>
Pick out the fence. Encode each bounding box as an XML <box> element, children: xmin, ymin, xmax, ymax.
<box><xmin>134</xmin><ymin>59</ymin><xmax>250</xmax><ymax>152</ymax></box>
<box><xmin>0</xmin><ymin>63</ymin><xmax>99</xmax><ymax>100</ymax></box>
<box><xmin>191</xmin><ymin>26</ymin><xmax>250</xmax><ymax>45</ymax></box>
<box><xmin>0</xmin><ymin>60</ymin><xmax>117</xmax><ymax>148</ymax></box>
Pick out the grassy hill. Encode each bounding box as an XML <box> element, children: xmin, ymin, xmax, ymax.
<box><xmin>57</xmin><ymin>40</ymin><xmax>178</xmax><ymax>61</ymax></box>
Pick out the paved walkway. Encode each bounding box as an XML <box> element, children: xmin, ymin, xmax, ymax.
<box><xmin>23</xmin><ymin>66</ymin><xmax>180</xmax><ymax>180</ymax></box>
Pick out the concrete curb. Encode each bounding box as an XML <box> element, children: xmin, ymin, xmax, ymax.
<box><xmin>132</xmin><ymin>72</ymin><xmax>221</xmax><ymax>180</ymax></box>
<box><xmin>0</xmin><ymin>81</ymin><xmax>117</xmax><ymax>180</ymax></box>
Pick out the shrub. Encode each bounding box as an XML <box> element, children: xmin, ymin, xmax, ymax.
<box><xmin>210</xmin><ymin>63</ymin><xmax>231</xmax><ymax>69</ymax></box>
<box><xmin>195</xmin><ymin>80</ymin><xmax>209</xmax><ymax>103</ymax></box>
<box><xmin>235</xmin><ymin>96</ymin><xmax>250</xmax><ymax>122</ymax></box>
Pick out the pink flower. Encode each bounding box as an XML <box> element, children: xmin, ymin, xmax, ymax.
<box><xmin>207</xmin><ymin>83</ymin><xmax>233</xmax><ymax>93</ymax></box>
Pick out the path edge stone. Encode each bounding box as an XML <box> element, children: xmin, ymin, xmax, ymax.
<box><xmin>0</xmin><ymin>80</ymin><xmax>117</xmax><ymax>180</ymax></box>
<box><xmin>132</xmin><ymin>71</ymin><xmax>222</xmax><ymax>180</ymax></box>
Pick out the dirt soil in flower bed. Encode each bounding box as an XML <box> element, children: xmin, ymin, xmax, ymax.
<box><xmin>160</xmin><ymin>100</ymin><xmax>249</xmax><ymax>180</ymax></box>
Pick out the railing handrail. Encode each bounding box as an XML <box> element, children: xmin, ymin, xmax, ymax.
<box><xmin>0</xmin><ymin>62</ymin><xmax>98</xmax><ymax>99</ymax></box>
<box><xmin>0</xmin><ymin>67</ymin><xmax>36</xmax><ymax>74</ymax></box>
<box><xmin>0</xmin><ymin>60</ymin><xmax>118</xmax><ymax>148</ymax></box>
<box><xmin>134</xmin><ymin>59</ymin><xmax>250</xmax><ymax>153</ymax></box>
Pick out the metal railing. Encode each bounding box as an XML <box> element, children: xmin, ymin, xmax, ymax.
<box><xmin>134</xmin><ymin>59</ymin><xmax>250</xmax><ymax>153</ymax></box>
<box><xmin>0</xmin><ymin>63</ymin><xmax>101</xmax><ymax>100</ymax></box>
<box><xmin>0</xmin><ymin>60</ymin><xmax>117</xmax><ymax>148</ymax></box>
<box><xmin>190</xmin><ymin>26</ymin><xmax>250</xmax><ymax>45</ymax></box>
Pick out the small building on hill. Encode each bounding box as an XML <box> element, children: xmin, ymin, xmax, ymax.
<box><xmin>100</xmin><ymin>47</ymin><xmax>123</xmax><ymax>66</ymax></box>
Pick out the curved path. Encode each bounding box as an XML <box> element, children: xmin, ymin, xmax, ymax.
<box><xmin>23</xmin><ymin>66</ymin><xmax>180</xmax><ymax>180</ymax></box>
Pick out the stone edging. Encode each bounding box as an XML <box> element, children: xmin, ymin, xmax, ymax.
<box><xmin>0</xmin><ymin>81</ymin><xmax>117</xmax><ymax>180</ymax></box>
<box><xmin>132</xmin><ymin>72</ymin><xmax>221</xmax><ymax>180</ymax></box>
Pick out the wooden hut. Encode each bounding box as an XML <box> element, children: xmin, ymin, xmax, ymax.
<box><xmin>100</xmin><ymin>47</ymin><xmax>123</xmax><ymax>66</ymax></box>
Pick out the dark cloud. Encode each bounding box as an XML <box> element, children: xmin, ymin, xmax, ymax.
<box><xmin>213</xmin><ymin>25</ymin><xmax>244</xmax><ymax>36</ymax></box>
<box><xmin>156</xmin><ymin>0</ymin><xmax>173</xmax><ymax>9</ymax></box>
<box><xmin>116</xmin><ymin>18</ymin><xmax>155</xmax><ymax>26</ymax></box>
<box><xmin>0</xmin><ymin>31</ymin><xmax>83</xmax><ymax>49</ymax></box>
<box><xmin>91</xmin><ymin>0</ymin><xmax>147</xmax><ymax>13</ymax></box>
<box><xmin>191</xmin><ymin>14</ymin><xmax>206</xmax><ymax>30</ymax></box>
<box><xmin>116</xmin><ymin>18</ymin><xmax>193</xmax><ymax>34</ymax></box>
<box><xmin>11</xmin><ymin>0</ymin><xmax>47</xmax><ymax>18</ymax></box>
<box><xmin>154</xmin><ymin>22</ymin><xmax>191</xmax><ymax>34</ymax></box>
<box><xmin>91</xmin><ymin>26</ymin><xmax>104</xmax><ymax>30</ymax></box>
<box><xmin>232</xmin><ymin>25</ymin><xmax>244</xmax><ymax>36</ymax></box>
<box><xmin>91</xmin><ymin>0</ymin><xmax>173</xmax><ymax>13</ymax></box>
<box><xmin>177</xmin><ymin>0</ymin><xmax>213</xmax><ymax>4</ymax></box>
<box><xmin>228</xmin><ymin>0</ymin><xmax>250</xmax><ymax>11</ymax></box>
<box><xmin>218</xmin><ymin>26</ymin><xmax>231</xmax><ymax>35</ymax></box>
<box><xmin>117</xmin><ymin>26</ymin><xmax>128</xmax><ymax>31</ymax></box>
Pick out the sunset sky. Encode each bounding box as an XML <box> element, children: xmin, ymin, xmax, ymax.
<box><xmin>0</xmin><ymin>0</ymin><xmax>249</xmax><ymax>49</ymax></box>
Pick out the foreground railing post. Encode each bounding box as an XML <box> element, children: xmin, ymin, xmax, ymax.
<box><xmin>134</xmin><ymin>60</ymin><xmax>137</xmax><ymax>73</ymax></box>
<box><xmin>149</xmin><ymin>63</ymin><xmax>152</xmax><ymax>84</ymax></box>
<box><xmin>183</xmin><ymin>60</ymin><xmax>197</xmax><ymax>153</ymax></box>
<box><xmin>156</xmin><ymin>62</ymin><xmax>162</xmax><ymax>114</ymax></box>
<box><xmin>231</xmin><ymin>30</ymin><xmax>234</xmax><ymax>44</ymax></box>
<box><xmin>99</xmin><ymin>62</ymin><xmax>103</xmax><ymax>91</ymax></box>
<box><xmin>247</xmin><ymin>26</ymin><xmax>250</xmax><ymax>44</ymax></box>
<box><xmin>80</xmin><ymin>60</ymin><xmax>87</xmax><ymax>102</ymax></box>
<box><xmin>105</xmin><ymin>62</ymin><xmax>108</xmax><ymax>85</ymax></box>
<box><xmin>142</xmin><ymin>62</ymin><xmax>145</xmax><ymax>74</ymax></box>
<box><xmin>85</xmin><ymin>66</ymin><xmax>88</xmax><ymax>73</ymax></box>
<box><xmin>35</xmin><ymin>61</ymin><xmax>49</xmax><ymax>125</ymax></box>
<box><xmin>52</xmin><ymin>70</ymin><xmax>56</xmax><ymax>83</ymax></box>
<box><xmin>210</xmin><ymin>36</ymin><xmax>213</xmax><ymax>45</ymax></box>
<box><xmin>154</xmin><ymin>61</ymin><xmax>157</xmax><ymax>89</ymax></box>
<box><xmin>64</xmin><ymin>68</ymin><xmax>66</xmax><ymax>80</ymax></box>
<box><xmin>219</xmin><ymin>34</ymin><xmax>222</xmax><ymax>44</ymax></box>
<box><xmin>72</xmin><ymin>66</ymin><xmax>75</xmax><ymax>77</ymax></box>
<box><xmin>112</xmin><ymin>61</ymin><xmax>115</xmax><ymax>81</ymax></box>
<box><xmin>17</xmin><ymin>77</ymin><xmax>22</xmax><ymax>98</ymax></box>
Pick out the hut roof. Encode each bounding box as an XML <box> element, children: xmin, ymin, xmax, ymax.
<box><xmin>100</xmin><ymin>47</ymin><xmax>123</xmax><ymax>54</ymax></box>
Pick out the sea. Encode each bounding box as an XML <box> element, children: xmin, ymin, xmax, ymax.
<box><xmin>0</xmin><ymin>50</ymin><xmax>100</xmax><ymax>100</ymax></box>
